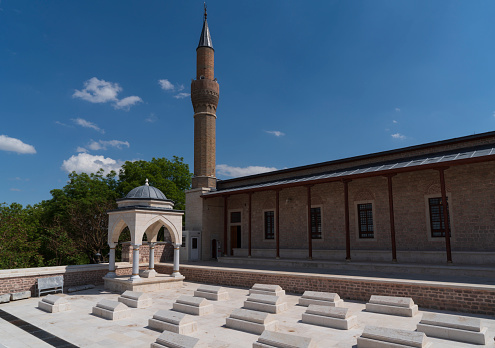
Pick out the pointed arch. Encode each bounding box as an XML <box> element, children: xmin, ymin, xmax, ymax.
<box><xmin>108</xmin><ymin>217</ymin><xmax>134</xmax><ymax>244</ymax></box>
<box><xmin>135</xmin><ymin>215</ymin><xmax>180</xmax><ymax>245</ymax></box>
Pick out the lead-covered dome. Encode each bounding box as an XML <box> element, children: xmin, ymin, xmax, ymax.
<box><xmin>125</xmin><ymin>179</ymin><xmax>167</xmax><ymax>200</ymax></box>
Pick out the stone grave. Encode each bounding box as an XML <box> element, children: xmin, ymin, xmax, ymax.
<box><xmin>249</xmin><ymin>284</ymin><xmax>285</xmax><ymax>297</ymax></box>
<box><xmin>151</xmin><ymin>331</ymin><xmax>208</xmax><ymax>348</ymax></box>
<box><xmin>302</xmin><ymin>304</ymin><xmax>357</xmax><ymax>330</ymax></box>
<box><xmin>92</xmin><ymin>299</ymin><xmax>131</xmax><ymax>320</ymax></box>
<box><xmin>298</xmin><ymin>291</ymin><xmax>343</xmax><ymax>307</ymax></box>
<box><xmin>172</xmin><ymin>295</ymin><xmax>214</xmax><ymax>316</ymax></box>
<box><xmin>244</xmin><ymin>294</ymin><xmax>288</xmax><ymax>314</ymax></box>
<box><xmin>38</xmin><ymin>295</ymin><xmax>71</xmax><ymax>313</ymax></box>
<box><xmin>226</xmin><ymin>308</ymin><xmax>279</xmax><ymax>335</ymax></box>
<box><xmin>365</xmin><ymin>295</ymin><xmax>418</xmax><ymax>317</ymax></box>
<box><xmin>416</xmin><ymin>312</ymin><xmax>488</xmax><ymax>345</ymax></box>
<box><xmin>253</xmin><ymin>330</ymin><xmax>316</xmax><ymax>348</ymax></box>
<box><xmin>148</xmin><ymin>310</ymin><xmax>197</xmax><ymax>335</ymax></box>
<box><xmin>0</xmin><ymin>294</ymin><xmax>10</xmax><ymax>303</ymax></box>
<box><xmin>357</xmin><ymin>325</ymin><xmax>431</xmax><ymax>348</ymax></box>
<box><xmin>118</xmin><ymin>290</ymin><xmax>152</xmax><ymax>308</ymax></box>
<box><xmin>194</xmin><ymin>285</ymin><xmax>229</xmax><ymax>301</ymax></box>
<box><xmin>10</xmin><ymin>291</ymin><xmax>31</xmax><ymax>301</ymax></box>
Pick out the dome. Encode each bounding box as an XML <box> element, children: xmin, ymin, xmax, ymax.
<box><xmin>125</xmin><ymin>179</ymin><xmax>168</xmax><ymax>200</ymax></box>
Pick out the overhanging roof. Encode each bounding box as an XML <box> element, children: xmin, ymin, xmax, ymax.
<box><xmin>203</xmin><ymin>146</ymin><xmax>495</xmax><ymax>198</ymax></box>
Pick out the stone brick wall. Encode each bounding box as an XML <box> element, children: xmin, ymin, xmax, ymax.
<box><xmin>155</xmin><ymin>263</ymin><xmax>495</xmax><ymax>316</ymax></box>
<box><xmin>122</xmin><ymin>243</ymin><xmax>173</xmax><ymax>263</ymax></box>
<box><xmin>202</xmin><ymin>162</ymin><xmax>495</xmax><ymax>261</ymax></box>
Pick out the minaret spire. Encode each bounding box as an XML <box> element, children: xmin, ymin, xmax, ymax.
<box><xmin>191</xmin><ymin>5</ymin><xmax>219</xmax><ymax>189</ymax></box>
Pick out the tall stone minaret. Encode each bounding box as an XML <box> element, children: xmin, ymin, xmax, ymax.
<box><xmin>191</xmin><ymin>5</ymin><xmax>219</xmax><ymax>189</ymax></box>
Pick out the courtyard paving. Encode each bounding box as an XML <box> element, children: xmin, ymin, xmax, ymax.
<box><xmin>0</xmin><ymin>281</ymin><xmax>494</xmax><ymax>347</ymax></box>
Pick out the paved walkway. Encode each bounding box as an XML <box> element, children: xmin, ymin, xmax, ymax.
<box><xmin>0</xmin><ymin>281</ymin><xmax>494</xmax><ymax>347</ymax></box>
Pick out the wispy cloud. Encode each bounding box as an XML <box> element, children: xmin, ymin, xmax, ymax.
<box><xmin>391</xmin><ymin>133</ymin><xmax>406</xmax><ymax>140</ymax></box>
<box><xmin>217</xmin><ymin>164</ymin><xmax>278</xmax><ymax>178</ymax></box>
<box><xmin>159</xmin><ymin>79</ymin><xmax>188</xmax><ymax>99</ymax></box>
<box><xmin>55</xmin><ymin>121</ymin><xmax>71</xmax><ymax>127</ymax></box>
<box><xmin>395</xmin><ymin>108</ymin><xmax>401</xmax><ymax>112</ymax></box>
<box><xmin>72</xmin><ymin>118</ymin><xmax>104</xmax><ymax>133</ymax></box>
<box><xmin>73</xmin><ymin>77</ymin><xmax>142</xmax><ymax>110</ymax></box>
<box><xmin>10</xmin><ymin>188</ymin><xmax>21</xmax><ymax>192</ymax></box>
<box><xmin>0</xmin><ymin>135</ymin><xmax>36</xmax><ymax>154</ymax></box>
<box><xmin>265</xmin><ymin>130</ymin><xmax>285</xmax><ymax>137</ymax></box>
<box><xmin>392</xmin><ymin>120</ymin><xmax>398</xmax><ymax>124</ymax></box>
<box><xmin>61</xmin><ymin>153</ymin><xmax>123</xmax><ymax>174</ymax></box>
<box><xmin>9</xmin><ymin>177</ymin><xmax>29</xmax><ymax>181</ymax></box>
<box><xmin>145</xmin><ymin>113</ymin><xmax>158</xmax><ymax>123</ymax></box>
<box><xmin>87</xmin><ymin>140</ymin><xmax>130</xmax><ymax>151</ymax></box>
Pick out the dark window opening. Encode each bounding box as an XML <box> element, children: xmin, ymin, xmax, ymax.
<box><xmin>231</xmin><ymin>211</ymin><xmax>241</xmax><ymax>224</ymax></box>
<box><xmin>311</xmin><ymin>207</ymin><xmax>322</xmax><ymax>239</ymax></box>
<box><xmin>358</xmin><ymin>203</ymin><xmax>374</xmax><ymax>238</ymax></box>
<box><xmin>192</xmin><ymin>238</ymin><xmax>198</xmax><ymax>249</ymax></box>
<box><xmin>429</xmin><ymin>197</ymin><xmax>451</xmax><ymax>238</ymax></box>
<box><xmin>264</xmin><ymin>211</ymin><xmax>275</xmax><ymax>240</ymax></box>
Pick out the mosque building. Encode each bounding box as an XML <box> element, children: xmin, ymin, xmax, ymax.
<box><xmin>184</xmin><ymin>9</ymin><xmax>495</xmax><ymax>266</ymax></box>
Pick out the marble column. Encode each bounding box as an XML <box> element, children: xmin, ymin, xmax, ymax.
<box><xmin>171</xmin><ymin>243</ymin><xmax>182</xmax><ymax>277</ymax></box>
<box><xmin>141</xmin><ymin>242</ymin><xmax>157</xmax><ymax>278</ymax></box>
<box><xmin>130</xmin><ymin>244</ymin><xmax>141</xmax><ymax>281</ymax></box>
<box><xmin>105</xmin><ymin>242</ymin><xmax>117</xmax><ymax>278</ymax></box>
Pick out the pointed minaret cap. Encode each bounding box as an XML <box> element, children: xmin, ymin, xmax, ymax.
<box><xmin>197</xmin><ymin>3</ymin><xmax>213</xmax><ymax>50</ymax></box>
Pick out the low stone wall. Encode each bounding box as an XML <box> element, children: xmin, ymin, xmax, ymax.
<box><xmin>0</xmin><ymin>263</ymin><xmax>133</xmax><ymax>295</ymax></box>
<box><xmin>122</xmin><ymin>243</ymin><xmax>173</xmax><ymax>263</ymax></box>
<box><xmin>155</xmin><ymin>263</ymin><xmax>495</xmax><ymax>316</ymax></box>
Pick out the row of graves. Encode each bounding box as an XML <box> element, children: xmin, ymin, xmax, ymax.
<box><xmin>36</xmin><ymin>282</ymin><xmax>490</xmax><ymax>348</ymax></box>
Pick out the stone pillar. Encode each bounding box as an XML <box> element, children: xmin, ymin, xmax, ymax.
<box><xmin>105</xmin><ymin>242</ymin><xmax>117</xmax><ymax>278</ymax></box>
<box><xmin>142</xmin><ymin>242</ymin><xmax>157</xmax><ymax>278</ymax></box>
<box><xmin>130</xmin><ymin>244</ymin><xmax>141</xmax><ymax>281</ymax></box>
<box><xmin>172</xmin><ymin>243</ymin><xmax>182</xmax><ymax>277</ymax></box>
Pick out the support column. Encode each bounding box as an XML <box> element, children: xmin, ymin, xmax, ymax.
<box><xmin>105</xmin><ymin>242</ymin><xmax>117</xmax><ymax>278</ymax></box>
<box><xmin>343</xmin><ymin>180</ymin><xmax>351</xmax><ymax>261</ymax></box>
<box><xmin>172</xmin><ymin>243</ymin><xmax>182</xmax><ymax>277</ymax></box>
<box><xmin>142</xmin><ymin>242</ymin><xmax>157</xmax><ymax>278</ymax></box>
<box><xmin>223</xmin><ymin>195</ymin><xmax>228</xmax><ymax>256</ymax></box>
<box><xmin>438</xmin><ymin>167</ymin><xmax>453</xmax><ymax>263</ymax></box>
<box><xmin>386</xmin><ymin>174</ymin><xmax>398</xmax><ymax>262</ymax></box>
<box><xmin>130</xmin><ymin>244</ymin><xmax>140</xmax><ymax>281</ymax></box>
<box><xmin>276</xmin><ymin>189</ymin><xmax>280</xmax><ymax>259</ymax></box>
<box><xmin>248</xmin><ymin>192</ymin><xmax>252</xmax><ymax>258</ymax></box>
<box><xmin>307</xmin><ymin>185</ymin><xmax>313</xmax><ymax>260</ymax></box>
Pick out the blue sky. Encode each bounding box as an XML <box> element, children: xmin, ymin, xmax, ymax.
<box><xmin>2</xmin><ymin>1</ymin><xmax>495</xmax><ymax>206</ymax></box>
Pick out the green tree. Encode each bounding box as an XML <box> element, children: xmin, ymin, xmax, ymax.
<box><xmin>117</xmin><ymin>156</ymin><xmax>192</xmax><ymax>210</ymax></box>
<box><xmin>0</xmin><ymin>203</ymin><xmax>42</xmax><ymax>268</ymax></box>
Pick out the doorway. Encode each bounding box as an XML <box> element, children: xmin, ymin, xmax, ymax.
<box><xmin>211</xmin><ymin>239</ymin><xmax>217</xmax><ymax>259</ymax></box>
<box><xmin>190</xmin><ymin>237</ymin><xmax>199</xmax><ymax>260</ymax></box>
<box><xmin>230</xmin><ymin>226</ymin><xmax>241</xmax><ymax>256</ymax></box>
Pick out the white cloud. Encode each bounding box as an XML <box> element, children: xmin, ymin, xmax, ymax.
<box><xmin>61</xmin><ymin>153</ymin><xmax>124</xmax><ymax>174</ymax></box>
<box><xmin>76</xmin><ymin>147</ymin><xmax>88</xmax><ymax>153</ymax></box>
<box><xmin>159</xmin><ymin>79</ymin><xmax>175</xmax><ymax>91</ymax></box>
<box><xmin>391</xmin><ymin>133</ymin><xmax>406</xmax><ymax>140</ymax></box>
<box><xmin>0</xmin><ymin>135</ymin><xmax>36</xmax><ymax>154</ymax></box>
<box><xmin>174</xmin><ymin>92</ymin><xmax>190</xmax><ymax>99</ymax></box>
<box><xmin>217</xmin><ymin>164</ymin><xmax>278</xmax><ymax>178</ymax></box>
<box><xmin>392</xmin><ymin>120</ymin><xmax>398</xmax><ymax>124</ymax></box>
<box><xmin>265</xmin><ymin>130</ymin><xmax>285</xmax><ymax>137</ymax></box>
<box><xmin>72</xmin><ymin>118</ymin><xmax>104</xmax><ymax>133</ymax></box>
<box><xmin>395</xmin><ymin>108</ymin><xmax>401</xmax><ymax>112</ymax></box>
<box><xmin>145</xmin><ymin>113</ymin><xmax>158</xmax><ymax>123</ymax></box>
<box><xmin>10</xmin><ymin>188</ymin><xmax>21</xmax><ymax>192</ymax></box>
<box><xmin>114</xmin><ymin>96</ymin><xmax>143</xmax><ymax>110</ymax></box>
<box><xmin>73</xmin><ymin>77</ymin><xmax>142</xmax><ymax>110</ymax></box>
<box><xmin>87</xmin><ymin>140</ymin><xmax>130</xmax><ymax>151</ymax></box>
<box><xmin>55</xmin><ymin>121</ymin><xmax>71</xmax><ymax>127</ymax></box>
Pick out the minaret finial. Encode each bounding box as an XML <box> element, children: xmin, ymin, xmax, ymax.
<box><xmin>204</xmin><ymin>2</ymin><xmax>207</xmax><ymax>20</ymax></box>
<box><xmin>145</xmin><ymin>178</ymin><xmax>149</xmax><ymax>186</ymax></box>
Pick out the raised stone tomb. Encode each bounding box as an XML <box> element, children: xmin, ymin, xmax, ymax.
<box><xmin>302</xmin><ymin>304</ymin><xmax>357</xmax><ymax>330</ymax></box>
<box><xmin>357</xmin><ymin>325</ymin><xmax>431</xmax><ymax>348</ymax></box>
<box><xmin>416</xmin><ymin>312</ymin><xmax>488</xmax><ymax>345</ymax></box>
<box><xmin>172</xmin><ymin>295</ymin><xmax>214</xmax><ymax>316</ymax></box>
<box><xmin>38</xmin><ymin>295</ymin><xmax>71</xmax><ymax>313</ymax></box>
<box><xmin>149</xmin><ymin>310</ymin><xmax>197</xmax><ymax>335</ymax></box>
<box><xmin>92</xmin><ymin>299</ymin><xmax>131</xmax><ymax>320</ymax></box>
<box><xmin>194</xmin><ymin>285</ymin><xmax>229</xmax><ymax>301</ymax></box>
<box><xmin>298</xmin><ymin>291</ymin><xmax>343</xmax><ymax>307</ymax></box>
<box><xmin>249</xmin><ymin>284</ymin><xmax>285</xmax><ymax>297</ymax></box>
<box><xmin>365</xmin><ymin>295</ymin><xmax>418</xmax><ymax>317</ymax></box>
<box><xmin>226</xmin><ymin>308</ymin><xmax>279</xmax><ymax>335</ymax></box>
<box><xmin>11</xmin><ymin>291</ymin><xmax>31</xmax><ymax>301</ymax></box>
<box><xmin>118</xmin><ymin>290</ymin><xmax>152</xmax><ymax>308</ymax></box>
<box><xmin>253</xmin><ymin>330</ymin><xmax>316</xmax><ymax>348</ymax></box>
<box><xmin>151</xmin><ymin>331</ymin><xmax>208</xmax><ymax>348</ymax></box>
<box><xmin>244</xmin><ymin>293</ymin><xmax>288</xmax><ymax>314</ymax></box>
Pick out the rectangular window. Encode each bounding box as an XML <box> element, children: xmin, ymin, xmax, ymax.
<box><xmin>358</xmin><ymin>203</ymin><xmax>374</xmax><ymax>238</ymax></box>
<box><xmin>230</xmin><ymin>211</ymin><xmax>241</xmax><ymax>224</ymax></box>
<box><xmin>310</xmin><ymin>207</ymin><xmax>322</xmax><ymax>239</ymax></box>
<box><xmin>181</xmin><ymin>236</ymin><xmax>186</xmax><ymax>248</ymax></box>
<box><xmin>264</xmin><ymin>211</ymin><xmax>275</xmax><ymax>240</ymax></box>
<box><xmin>429</xmin><ymin>197</ymin><xmax>450</xmax><ymax>237</ymax></box>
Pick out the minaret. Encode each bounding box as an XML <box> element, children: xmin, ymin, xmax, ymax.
<box><xmin>191</xmin><ymin>4</ymin><xmax>219</xmax><ymax>189</ymax></box>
